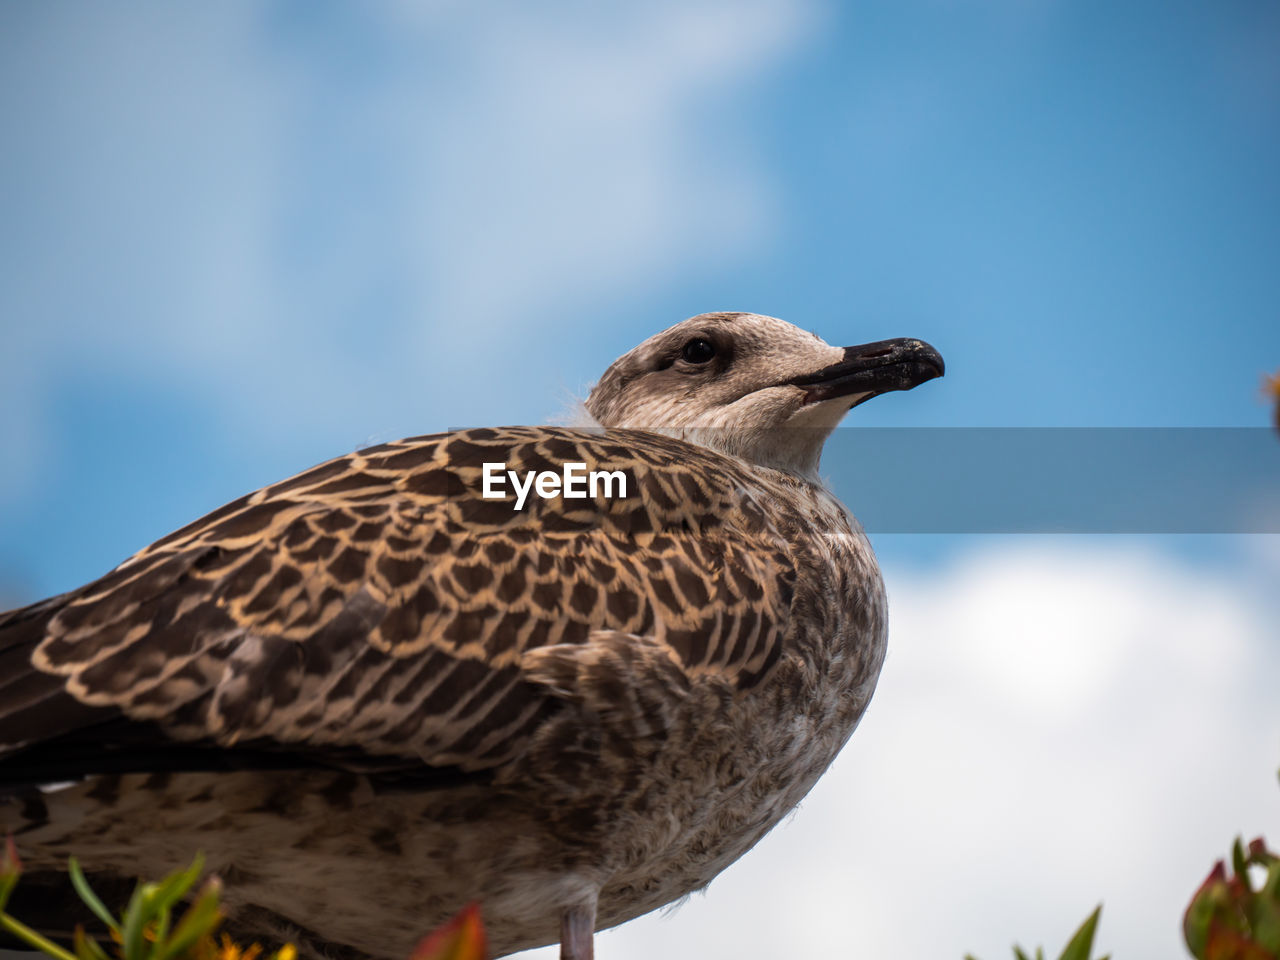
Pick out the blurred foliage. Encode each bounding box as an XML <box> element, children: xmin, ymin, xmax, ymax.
<box><xmin>964</xmin><ymin>906</ymin><xmax>1108</xmax><ymax>960</ymax></box>
<box><xmin>967</xmin><ymin>768</ymin><xmax>1278</xmax><ymax>960</ymax></box>
<box><xmin>1184</xmin><ymin>836</ymin><xmax>1280</xmax><ymax>960</ymax></box>
<box><xmin>4</xmin><ymin>768</ymin><xmax>1278</xmax><ymax>960</ymax></box>
<box><xmin>407</xmin><ymin>904</ymin><xmax>487</xmax><ymax>960</ymax></box>
<box><xmin>0</xmin><ymin>838</ymin><xmax>487</xmax><ymax>960</ymax></box>
<box><xmin>0</xmin><ymin>841</ymin><xmax>291</xmax><ymax>960</ymax></box>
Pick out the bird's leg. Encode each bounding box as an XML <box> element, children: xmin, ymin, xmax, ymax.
<box><xmin>559</xmin><ymin>902</ymin><xmax>596</xmax><ymax>960</ymax></box>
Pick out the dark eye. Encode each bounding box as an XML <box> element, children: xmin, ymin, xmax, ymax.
<box><xmin>681</xmin><ymin>338</ymin><xmax>716</xmax><ymax>364</ymax></box>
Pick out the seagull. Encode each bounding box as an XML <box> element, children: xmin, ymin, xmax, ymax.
<box><xmin>0</xmin><ymin>313</ymin><xmax>942</xmax><ymax>960</ymax></box>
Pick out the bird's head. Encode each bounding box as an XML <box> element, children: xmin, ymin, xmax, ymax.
<box><xmin>585</xmin><ymin>312</ymin><xmax>944</xmax><ymax>477</ymax></box>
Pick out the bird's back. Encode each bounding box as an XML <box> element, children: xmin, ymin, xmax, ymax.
<box><xmin>0</xmin><ymin>426</ymin><xmax>884</xmax><ymax>958</ymax></box>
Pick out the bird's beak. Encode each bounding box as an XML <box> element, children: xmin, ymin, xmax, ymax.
<box><xmin>786</xmin><ymin>338</ymin><xmax>945</xmax><ymax>408</ymax></box>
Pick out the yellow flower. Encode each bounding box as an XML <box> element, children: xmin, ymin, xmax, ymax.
<box><xmin>212</xmin><ymin>933</ymin><xmax>255</xmax><ymax>960</ymax></box>
<box><xmin>204</xmin><ymin>932</ymin><xmax>294</xmax><ymax>960</ymax></box>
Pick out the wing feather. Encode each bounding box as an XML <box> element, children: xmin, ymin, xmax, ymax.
<box><xmin>0</xmin><ymin>428</ymin><xmax>798</xmax><ymax>785</ymax></box>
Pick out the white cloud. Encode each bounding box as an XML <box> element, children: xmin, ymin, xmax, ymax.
<box><xmin>514</xmin><ymin>538</ymin><xmax>1280</xmax><ymax>959</ymax></box>
<box><xmin>0</xmin><ymin>0</ymin><xmax>818</xmax><ymax>500</ymax></box>
<box><xmin>391</xmin><ymin>0</ymin><xmax>814</xmax><ymax>367</ymax></box>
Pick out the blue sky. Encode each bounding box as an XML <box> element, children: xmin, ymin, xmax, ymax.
<box><xmin>1</xmin><ymin>3</ymin><xmax>1278</xmax><ymax>958</ymax></box>
<box><xmin>2</xmin><ymin>1</ymin><xmax>1278</xmax><ymax>594</ymax></box>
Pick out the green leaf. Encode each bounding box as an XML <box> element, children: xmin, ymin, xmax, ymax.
<box><xmin>151</xmin><ymin>908</ymin><xmax>171</xmax><ymax>953</ymax></box>
<box><xmin>149</xmin><ymin>855</ymin><xmax>205</xmax><ymax>916</ymax></box>
<box><xmin>1248</xmin><ymin>870</ymin><xmax>1280</xmax><ymax>952</ymax></box>
<box><xmin>120</xmin><ymin>881</ymin><xmax>161</xmax><ymax>960</ymax></box>
<box><xmin>74</xmin><ymin>925</ymin><xmax>113</xmax><ymax>960</ymax></box>
<box><xmin>144</xmin><ymin>854</ymin><xmax>206</xmax><ymax>953</ymax></box>
<box><xmin>151</xmin><ymin>877</ymin><xmax>223</xmax><ymax>960</ymax></box>
<box><xmin>0</xmin><ymin>910</ymin><xmax>81</xmax><ymax>960</ymax></box>
<box><xmin>1263</xmin><ymin>859</ymin><xmax>1280</xmax><ymax>905</ymax></box>
<box><xmin>1233</xmin><ymin>837</ymin><xmax>1253</xmax><ymax>894</ymax></box>
<box><xmin>1057</xmin><ymin>906</ymin><xmax>1102</xmax><ymax>960</ymax></box>
<box><xmin>68</xmin><ymin>858</ymin><xmax>121</xmax><ymax>936</ymax></box>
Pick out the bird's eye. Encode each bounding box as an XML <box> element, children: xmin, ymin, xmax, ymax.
<box><xmin>681</xmin><ymin>338</ymin><xmax>716</xmax><ymax>364</ymax></box>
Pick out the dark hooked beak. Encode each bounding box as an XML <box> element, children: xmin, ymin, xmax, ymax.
<box><xmin>786</xmin><ymin>338</ymin><xmax>945</xmax><ymax>407</ymax></box>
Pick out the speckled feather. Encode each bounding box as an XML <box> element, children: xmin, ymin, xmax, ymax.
<box><xmin>3</xmin><ymin>428</ymin><xmax>801</xmax><ymax>764</ymax></box>
<box><xmin>0</xmin><ymin>427</ymin><xmax>884</xmax><ymax>957</ymax></box>
<box><xmin>0</xmin><ymin>312</ymin><xmax>938</xmax><ymax>960</ymax></box>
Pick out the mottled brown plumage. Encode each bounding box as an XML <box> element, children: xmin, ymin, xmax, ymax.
<box><xmin>0</xmin><ymin>313</ymin><xmax>942</xmax><ymax>959</ymax></box>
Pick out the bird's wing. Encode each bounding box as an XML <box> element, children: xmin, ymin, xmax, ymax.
<box><xmin>0</xmin><ymin>427</ymin><xmax>797</xmax><ymax>786</ymax></box>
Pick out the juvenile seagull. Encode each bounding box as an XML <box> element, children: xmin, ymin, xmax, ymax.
<box><xmin>0</xmin><ymin>313</ymin><xmax>942</xmax><ymax>960</ymax></box>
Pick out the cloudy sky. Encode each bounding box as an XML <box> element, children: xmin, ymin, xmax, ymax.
<box><xmin>1</xmin><ymin>2</ymin><xmax>1277</xmax><ymax>958</ymax></box>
